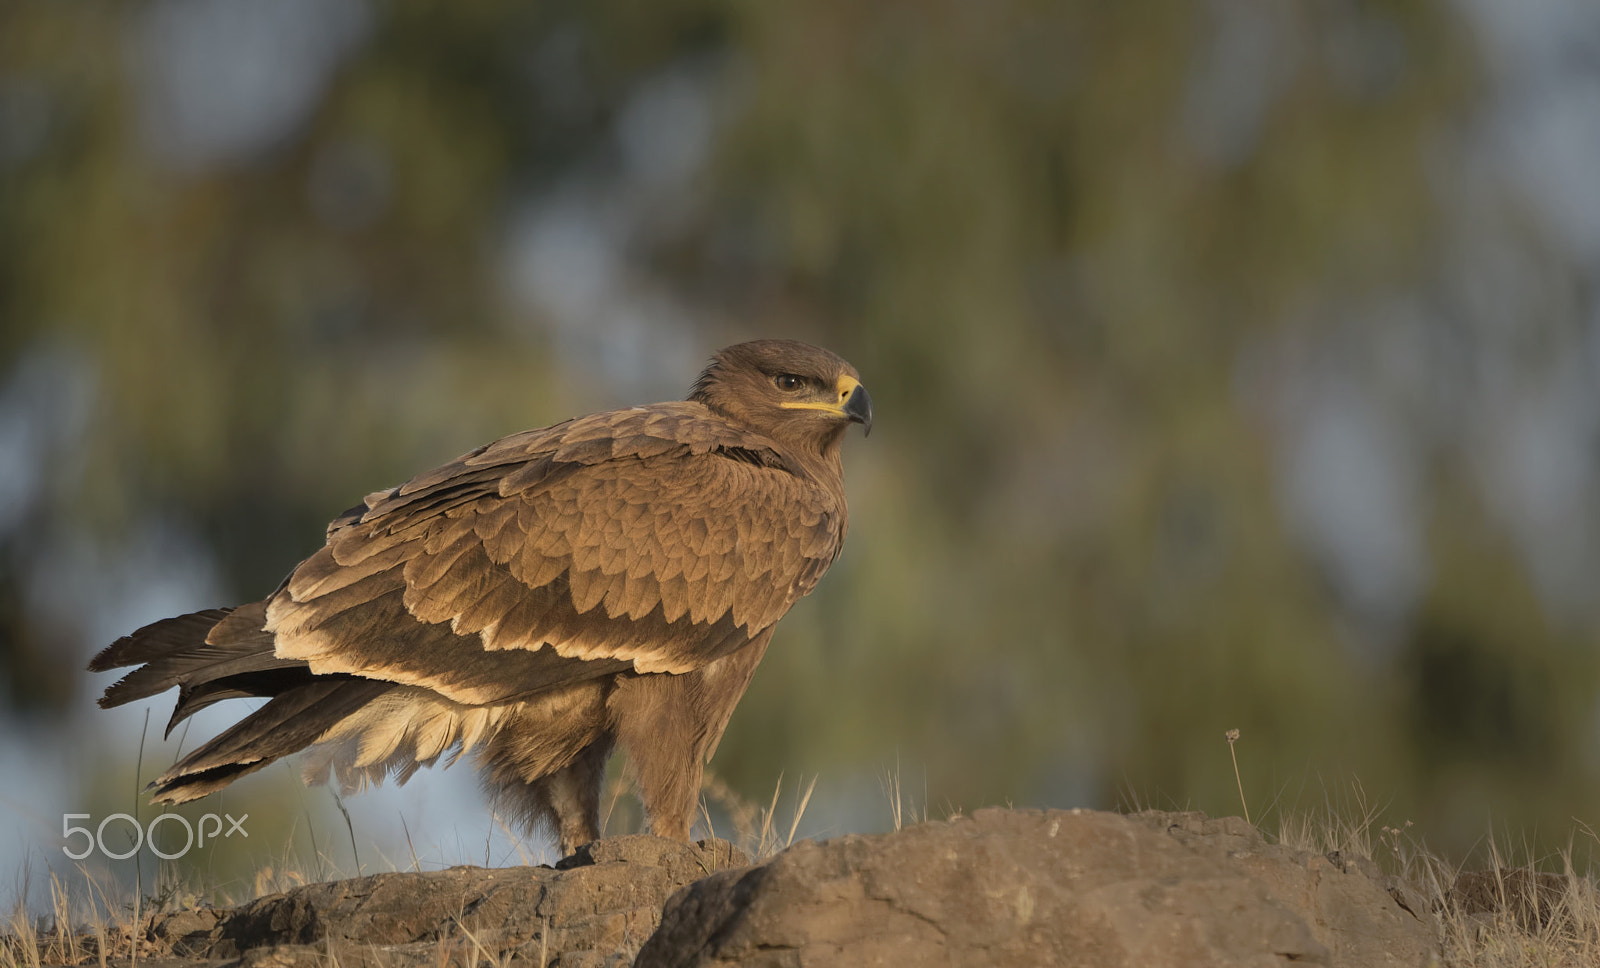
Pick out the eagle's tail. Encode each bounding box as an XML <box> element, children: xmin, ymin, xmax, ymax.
<box><xmin>88</xmin><ymin>603</ymin><xmax>393</xmax><ymax>803</ymax></box>
<box><xmin>149</xmin><ymin>677</ymin><xmax>392</xmax><ymax>802</ymax></box>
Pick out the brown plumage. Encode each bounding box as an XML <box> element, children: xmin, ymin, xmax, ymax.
<box><xmin>89</xmin><ymin>339</ymin><xmax>872</xmax><ymax>855</ymax></box>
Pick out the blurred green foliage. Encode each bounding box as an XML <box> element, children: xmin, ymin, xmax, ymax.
<box><xmin>2</xmin><ymin>0</ymin><xmax>1593</xmax><ymax>863</ymax></box>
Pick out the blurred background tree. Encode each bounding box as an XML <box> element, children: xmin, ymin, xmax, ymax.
<box><xmin>3</xmin><ymin>0</ymin><xmax>1599</xmax><ymax>885</ymax></box>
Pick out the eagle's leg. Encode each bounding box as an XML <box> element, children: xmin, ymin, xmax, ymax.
<box><xmin>611</xmin><ymin>674</ymin><xmax>703</xmax><ymax>842</ymax></box>
<box><xmin>610</xmin><ymin>634</ymin><xmax>773</xmax><ymax>842</ymax></box>
<box><xmin>533</xmin><ymin>735</ymin><xmax>615</xmax><ymax>857</ymax></box>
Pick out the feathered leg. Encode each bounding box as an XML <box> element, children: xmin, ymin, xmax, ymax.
<box><xmin>477</xmin><ymin>682</ymin><xmax>613</xmax><ymax>857</ymax></box>
<box><xmin>608</xmin><ymin>632</ymin><xmax>772</xmax><ymax>841</ymax></box>
<box><xmin>534</xmin><ymin>736</ymin><xmax>614</xmax><ymax>857</ymax></box>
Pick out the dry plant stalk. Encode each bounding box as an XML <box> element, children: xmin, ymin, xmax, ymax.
<box><xmin>1225</xmin><ymin>729</ymin><xmax>1251</xmax><ymax>826</ymax></box>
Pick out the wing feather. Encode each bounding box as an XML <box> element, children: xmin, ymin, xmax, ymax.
<box><xmin>405</xmin><ymin>533</ymin><xmax>479</xmax><ymax>591</ymax></box>
<box><xmin>265</xmin><ymin>401</ymin><xmax>844</xmax><ymax>699</ymax></box>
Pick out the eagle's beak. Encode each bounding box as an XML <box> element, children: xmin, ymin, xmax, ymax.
<box><xmin>843</xmin><ymin>381</ymin><xmax>873</xmax><ymax>437</ymax></box>
<box><xmin>780</xmin><ymin>374</ymin><xmax>874</xmax><ymax>436</ymax></box>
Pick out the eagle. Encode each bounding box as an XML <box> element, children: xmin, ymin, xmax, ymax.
<box><xmin>90</xmin><ymin>339</ymin><xmax>871</xmax><ymax>856</ymax></box>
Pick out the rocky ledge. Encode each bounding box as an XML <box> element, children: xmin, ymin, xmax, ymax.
<box><xmin>107</xmin><ymin>809</ymin><xmax>1439</xmax><ymax>966</ymax></box>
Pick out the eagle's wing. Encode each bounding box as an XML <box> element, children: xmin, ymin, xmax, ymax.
<box><xmin>264</xmin><ymin>403</ymin><xmax>842</xmax><ymax>705</ymax></box>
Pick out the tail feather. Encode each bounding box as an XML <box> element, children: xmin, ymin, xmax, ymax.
<box><xmin>89</xmin><ymin>609</ymin><xmax>236</xmax><ymax>673</ymax></box>
<box><xmin>149</xmin><ymin>677</ymin><xmax>392</xmax><ymax>803</ymax></box>
<box><xmin>166</xmin><ymin>666</ymin><xmax>327</xmax><ymax>736</ymax></box>
<box><xmin>90</xmin><ymin>602</ymin><xmax>397</xmax><ymax>803</ymax></box>
<box><xmin>91</xmin><ymin>604</ymin><xmax>312</xmax><ymax>731</ymax></box>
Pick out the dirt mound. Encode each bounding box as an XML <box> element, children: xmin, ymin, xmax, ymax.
<box><xmin>64</xmin><ymin>809</ymin><xmax>1437</xmax><ymax>966</ymax></box>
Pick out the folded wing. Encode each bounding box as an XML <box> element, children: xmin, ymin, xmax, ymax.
<box><xmin>265</xmin><ymin>402</ymin><xmax>843</xmax><ymax>703</ymax></box>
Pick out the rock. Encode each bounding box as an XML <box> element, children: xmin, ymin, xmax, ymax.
<box><xmin>149</xmin><ymin>836</ymin><xmax>746</xmax><ymax>967</ymax></box>
<box><xmin>636</xmin><ymin>809</ymin><xmax>1439</xmax><ymax>968</ymax></box>
<box><xmin>148</xmin><ymin>907</ymin><xmax>222</xmax><ymax>950</ymax></box>
<box><xmin>70</xmin><ymin>811</ymin><xmax>1438</xmax><ymax>966</ymax></box>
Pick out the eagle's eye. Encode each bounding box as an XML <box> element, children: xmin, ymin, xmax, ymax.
<box><xmin>774</xmin><ymin>373</ymin><xmax>804</xmax><ymax>391</ymax></box>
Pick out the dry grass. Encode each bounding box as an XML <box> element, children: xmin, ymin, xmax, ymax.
<box><xmin>700</xmin><ymin>769</ymin><xmax>817</xmax><ymax>859</ymax></box>
<box><xmin>0</xmin><ymin>860</ymin><xmax>548</xmax><ymax>968</ymax></box>
<box><xmin>1280</xmin><ymin>808</ymin><xmax>1600</xmax><ymax>967</ymax></box>
<box><xmin>1370</xmin><ymin>825</ymin><xmax>1600</xmax><ymax>968</ymax></box>
<box><xmin>1271</xmin><ymin>788</ymin><xmax>1600</xmax><ymax>966</ymax></box>
<box><xmin>1227</xmin><ymin>728</ymin><xmax>1600</xmax><ymax>968</ymax></box>
<box><xmin>0</xmin><ymin>807</ymin><xmax>389</xmax><ymax>968</ymax></box>
<box><xmin>2</xmin><ymin>867</ymin><xmax>136</xmax><ymax>968</ymax></box>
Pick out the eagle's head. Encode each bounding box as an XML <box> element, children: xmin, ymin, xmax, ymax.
<box><xmin>690</xmin><ymin>339</ymin><xmax>873</xmax><ymax>452</ymax></box>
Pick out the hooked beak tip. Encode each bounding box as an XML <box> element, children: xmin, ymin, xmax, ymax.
<box><xmin>844</xmin><ymin>384</ymin><xmax>873</xmax><ymax>437</ymax></box>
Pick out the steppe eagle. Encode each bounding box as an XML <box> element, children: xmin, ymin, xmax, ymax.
<box><xmin>90</xmin><ymin>339</ymin><xmax>872</xmax><ymax>856</ymax></box>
